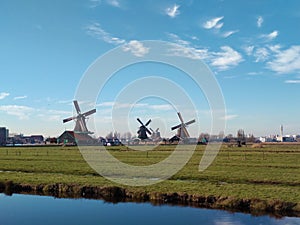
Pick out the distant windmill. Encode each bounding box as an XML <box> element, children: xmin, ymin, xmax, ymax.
<box><xmin>237</xmin><ymin>129</ymin><xmax>246</xmax><ymax>147</ymax></box>
<box><xmin>150</xmin><ymin>128</ymin><xmax>161</xmax><ymax>140</ymax></box>
<box><xmin>171</xmin><ymin>112</ymin><xmax>195</xmax><ymax>139</ymax></box>
<box><xmin>63</xmin><ymin>100</ymin><xmax>96</xmax><ymax>134</ymax></box>
<box><xmin>137</xmin><ymin>118</ymin><xmax>152</xmax><ymax>140</ymax></box>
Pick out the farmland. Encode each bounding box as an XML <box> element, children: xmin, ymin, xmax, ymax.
<box><xmin>0</xmin><ymin>144</ymin><xmax>299</xmax><ymax>215</ymax></box>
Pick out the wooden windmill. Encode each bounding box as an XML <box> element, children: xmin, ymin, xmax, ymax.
<box><xmin>63</xmin><ymin>100</ymin><xmax>96</xmax><ymax>134</ymax></box>
<box><xmin>171</xmin><ymin>112</ymin><xmax>195</xmax><ymax>139</ymax></box>
<box><xmin>137</xmin><ymin>118</ymin><xmax>152</xmax><ymax>140</ymax></box>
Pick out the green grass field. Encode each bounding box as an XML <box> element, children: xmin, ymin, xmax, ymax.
<box><xmin>0</xmin><ymin>144</ymin><xmax>299</xmax><ymax>204</ymax></box>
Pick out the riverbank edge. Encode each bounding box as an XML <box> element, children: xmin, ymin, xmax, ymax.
<box><xmin>0</xmin><ymin>180</ymin><xmax>299</xmax><ymax>218</ymax></box>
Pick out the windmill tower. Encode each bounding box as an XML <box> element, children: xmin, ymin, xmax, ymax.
<box><xmin>150</xmin><ymin>128</ymin><xmax>161</xmax><ymax>141</ymax></box>
<box><xmin>137</xmin><ymin>118</ymin><xmax>152</xmax><ymax>140</ymax></box>
<box><xmin>171</xmin><ymin>112</ymin><xmax>195</xmax><ymax>140</ymax></box>
<box><xmin>63</xmin><ymin>100</ymin><xmax>96</xmax><ymax>134</ymax></box>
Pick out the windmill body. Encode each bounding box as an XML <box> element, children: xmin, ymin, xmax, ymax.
<box><xmin>150</xmin><ymin>128</ymin><xmax>161</xmax><ymax>141</ymax></box>
<box><xmin>63</xmin><ymin>100</ymin><xmax>96</xmax><ymax>134</ymax></box>
<box><xmin>137</xmin><ymin>118</ymin><xmax>152</xmax><ymax>140</ymax></box>
<box><xmin>171</xmin><ymin>112</ymin><xmax>195</xmax><ymax>140</ymax></box>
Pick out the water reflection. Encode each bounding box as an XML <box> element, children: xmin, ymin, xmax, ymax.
<box><xmin>0</xmin><ymin>194</ymin><xmax>299</xmax><ymax>225</ymax></box>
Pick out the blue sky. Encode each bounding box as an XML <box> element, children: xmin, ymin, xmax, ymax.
<box><xmin>0</xmin><ymin>0</ymin><xmax>300</xmax><ymax>138</ymax></box>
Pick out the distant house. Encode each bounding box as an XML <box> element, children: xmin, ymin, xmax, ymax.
<box><xmin>30</xmin><ymin>135</ymin><xmax>44</xmax><ymax>144</ymax></box>
<box><xmin>57</xmin><ymin>131</ymin><xmax>95</xmax><ymax>145</ymax></box>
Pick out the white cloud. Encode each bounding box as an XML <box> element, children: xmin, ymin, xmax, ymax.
<box><xmin>254</xmin><ymin>47</ymin><xmax>269</xmax><ymax>62</ymax></box>
<box><xmin>210</xmin><ymin>46</ymin><xmax>243</xmax><ymax>70</ymax></box>
<box><xmin>267</xmin><ymin>45</ymin><xmax>300</xmax><ymax>74</ymax></box>
<box><xmin>0</xmin><ymin>105</ymin><xmax>34</xmax><ymax>120</ymax></box>
<box><xmin>257</xmin><ymin>16</ymin><xmax>263</xmax><ymax>27</ymax></box>
<box><xmin>96</xmin><ymin>101</ymin><xmax>173</xmax><ymax>111</ymax></box>
<box><xmin>168</xmin><ymin>43</ymin><xmax>209</xmax><ymax>60</ymax></box>
<box><xmin>85</xmin><ymin>22</ymin><xmax>125</xmax><ymax>45</ymax></box>
<box><xmin>122</xmin><ymin>40</ymin><xmax>149</xmax><ymax>57</ymax></box>
<box><xmin>268</xmin><ymin>44</ymin><xmax>281</xmax><ymax>53</ymax></box>
<box><xmin>89</xmin><ymin>0</ymin><xmax>101</xmax><ymax>8</ymax></box>
<box><xmin>147</xmin><ymin>104</ymin><xmax>173</xmax><ymax>111</ymax></box>
<box><xmin>222</xmin><ymin>30</ymin><xmax>239</xmax><ymax>38</ymax></box>
<box><xmin>106</xmin><ymin>0</ymin><xmax>120</xmax><ymax>7</ymax></box>
<box><xmin>14</xmin><ymin>95</ymin><xmax>27</xmax><ymax>100</ymax></box>
<box><xmin>244</xmin><ymin>45</ymin><xmax>254</xmax><ymax>56</ymax></box>
<box><xmin>221</xmin><ymin>114</ymin><xmax>238</xmax><ymax>121</ymax></box>
<box><xmin>165</xmin><ymin>4</ymin><xmax>180</xmax><ymax>18</ymax></box>
<box><xmin>285</xmin><ymin>80</ymin><xmax>300</xmax><ymax>84</ymax></box>
<box><xmin>167</xmin><ymin>33</ymin><xmax>209</xmax><ymax>60</ymax></box>
<box><xmin>203</xmin><ymin>16</ymin><xmax>224</xmax><ymax>29</ymax></box>
<box><xmin>97</xmin><ymin>101</ymin><xmax>115</xmax><ymax>107</ymax></box>
<box><xmin>0</xmin><ymin>92</ymin><xmax>9</xmax><ymax>100</ymax></box>
<box><xmin>248</xmin><ymin>71</ymin><xmax>263</xmax><ymax>76</ymax></box>
<box><xmin>261</xmin><ymin>30</ymin><xmax>279</xmax><ymax>41</ymax></box>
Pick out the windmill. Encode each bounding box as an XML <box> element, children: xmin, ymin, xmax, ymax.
<box><xmin>237</xmin><ymin>129</ymin><xmax>246</xmax><ymax>147</ymax></box>
<box><xmin>171</xmin><ymin>112</ymin><xmax>195</xmax><ymax>139</ymax></box>
<box><xmin>150</xmin><ymin>128</ymin><xmax>161</xmax><ymax>140</ymax></box>
<box><xmin>137</xmin><ymin>118</ymin><xmax>152</xmax><ymax>140</ymax></box>
<box><xmin>63</xmin><ymin>100</ymin><xmax>96</xmax><ymax>134</ymax></box>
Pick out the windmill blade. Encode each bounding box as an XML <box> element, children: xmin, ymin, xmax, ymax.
<box><xmin>171</xmin><ymin>124</ymin><xmax>181</xmax><ymax>130</ymax></box>
<box><xmin>82</xmin><ymin>109</ymin><xmax>96</xmax><ymax>117</ymax></box>
<box><xmin>182</xmin><ymin>126</ymin><xmax>190</xmax><ymax>138</ymax></box>
<box><xmin>145</xmin><ymin>119</ymin><xmax>151</xmax><ymax>126</ymax></box>
<box><xmin>150</xmin><ymin>128</ymin><xmax>154</xmax><ymax>133</ymax></box>
<box><xmin>63</xmin><ymin>116</ymin><xmax>77</xmax><ymax>123</ymax></box>
<box><xmin>146</xmin><ymin>127</ymin><xmax>152</xmax><ymax>135</ymax></box>
<box><xmin>73</xmin><ymin>100</ymin><xmax>81</xmax><ymax>114</ymax></box>
<box><xmin>137</xmin><ymin>118</ymin><xmax>144</xmax><ymax>126</ymax></box>
<box><xmin>185</xmin><ymin>119</ymin><xmax>196</xmax><ymax>126</ymax></box>
<box><xmin>177</xmin><ymin>112</ymin><xmax>184</xmax><ymax>124</ymax></box>
<box><xmin>156</xmin><ymin>128</ymin><xmax>159</xmax><ymax>132</ymax></box>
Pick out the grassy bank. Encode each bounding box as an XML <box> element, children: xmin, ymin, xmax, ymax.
<box><xmin>0</xmin><ymin>144</ymin><xmax>299</xmax><ymax>215</ymax></box>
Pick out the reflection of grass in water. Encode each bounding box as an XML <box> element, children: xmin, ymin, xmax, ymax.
<box><xmin>0</xmin><ymin>144</ymin><xmax>299</xmax><ymax>203</ymax></box>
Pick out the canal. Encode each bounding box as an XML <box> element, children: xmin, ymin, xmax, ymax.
<box><xmin>0</xmin><ymin>194</ymin><xmax>299</xmax><ymax>225</ymax></box>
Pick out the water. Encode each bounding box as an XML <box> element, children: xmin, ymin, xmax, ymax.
<box><xmin>0</xmin><ymin>194</ymin><xmax>299</xmax><ymax>225</ymax></box>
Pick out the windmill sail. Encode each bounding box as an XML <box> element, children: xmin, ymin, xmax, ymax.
<box><xmin>171</xmin><ymin>112</ymin><xmax>195</xmax><ymax>140</ymax></box>
<box><xmin>62</xmin><ymin>100</ymin><xmax>96</xmax><ymax>134</ymax></box>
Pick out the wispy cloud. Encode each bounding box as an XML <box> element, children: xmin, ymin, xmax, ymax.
<box><xmin>244</xmin><ymin>45</ymin><xmax>254</xmax><ymax>56</ymax></box>
<box><xmin>248</xmin><ymin>71</ymin><xmax>263</xmax><ymax>76</ymax></box>
<box><xmin>85</xmin><ymin>22</ymin><xmax>125</xmax><ymax>45</ymax></box>
<box><xmin>210</xmin><ymin>46</ymin><xmax>243</xmax><ymax>70</ymax></box>
<box><xmin>14</xmin><ymin>95</ymin><xmax>27</xmax><ymax>100</ymax></box>
<box><xmin>222</xmin><ymin>30</ymin><xmax>239</xmax><ymax>38</ymax></box>
<box><xmin>89</xmin><ymin>0</ymin><xmax>101</xmax><ymax>8</ymax></box>
<box><xmin>147</xmin><ymin>104</ymin><xmax>173</xmax><ymax>111</ymax></box>
<box><xmin>106</xmin><ymin>0</ymin><xmax>120</xmax><ymax>8</ymax></box>
<box><xmin>257</xmin><ymin>16</ymin><xmax>263</xmax><ymax>28</ymax></box>
<box><xmin>221</xmin><ymin>114</ymin><xmax>238</xmax><ymax>121</ymax></box>
<box><xmin>0</xmin><ymin>92</ymin><xmax>10</xmax><ymax>100</ymax></box>
<box><xmin>167</xmin><ymin>33</ymin><xmax>209</xmax><ymax>60</ymax></box>
<box><xmin>254</xmin><ymin>47</ymin><xmax>269</xmax><ymax>62</ymax></box>
<box><xmin>58</xmin><ymin>99</ymin><xmax>73</xmax><ymax>104</ymax></box>
<box><xmin>168</xmin><ymin>44</ymin><xmax>209</xmax><ymax>60</ymax></box>
<box><xmin>285</xmin><ymin>80</ymin><xmax>300</xmax><ymax>84</ymax></box>
<box><xmin>261</xmin><ymin>30</ymin><xmax>279</xmax><ymax>41</ymax></box>
<box><xmin>122</xmin><ymin>40</ymin><xmax>149</xmax><ymax>57</ymax></box>
<box><xmin>165</xmin><ymin>4</ymin><xmax>180</xmax><ymax>18</ymax></box>
<box><xmin>167</xmin><ymin>33</ymin><xmax>242</xmax><ymax>70</ymax></box>
<box><xmin>167</xmin><ymin>33</ymin><xmax>191</xmax><ymax>46</ymax></box>
<box><xmin>203</xmin><ymin>16</ymin><xmax>224</xmax><ymax>29</ymax></box>
<box><xmin>97</xmin><ymin>101</ymin><xmax>173</xmax><ymax>111</ymax></box>
<box><xmin>0</xmin><ymin>105</ymin><xmax>34</xmax><ymax>120</ymax></box>
<box><xmin>267</xmin><ymin>45</ymin><xmax>300</xmax><ymax>74</ymax></box>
